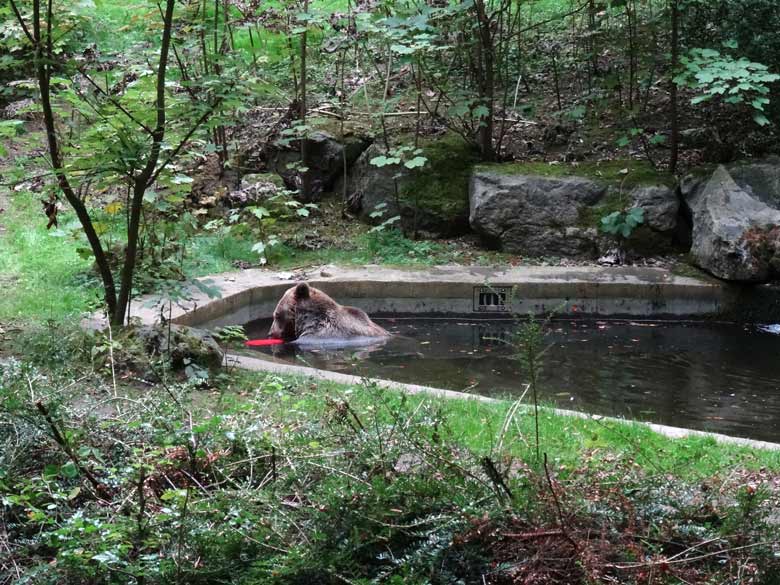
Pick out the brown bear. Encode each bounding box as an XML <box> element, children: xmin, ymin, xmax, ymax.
<box><xmin>268</xmin><ymin>282</ymin><xmax>389</xmax><ymax>342</ymax></box>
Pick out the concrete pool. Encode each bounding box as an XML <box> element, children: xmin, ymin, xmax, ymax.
<box><xmin>126</xmin><ymin>264</ymin><xmax>780</xmax><ymax>449</ymax></box>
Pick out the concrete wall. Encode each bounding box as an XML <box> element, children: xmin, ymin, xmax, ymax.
<box><xmin>123</xmin><ymin>265</ymin><xmax>737</xmax><ymax>329</ymax></box>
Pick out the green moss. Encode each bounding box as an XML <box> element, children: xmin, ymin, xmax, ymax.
<box><xmin>308</xmin><ymin>115</ymin><xmax>374</xmax><ymax>139</ymax></box>
<box><xmin>399</xmin><ymin>135</ymin><xmax>481</xmax><ymax>220</ymax></box>
<box><xmin>476</xmin><ymin>159</ymin><xmax>676</xmax><ymax>190</ymax></box>
<box><xmin>577</xmin><ymin>190</ymin><xmax>624</xmax><ymax>228</ymax></box>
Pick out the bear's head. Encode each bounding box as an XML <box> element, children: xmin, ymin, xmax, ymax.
<box><xmin>267</xmin><ymin>282</ymin><xmax>336</xmax><ymax>341</ymax></box>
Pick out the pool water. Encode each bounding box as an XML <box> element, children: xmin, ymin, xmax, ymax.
<box><xmin>242</xmin><ymin>317</ymin><xmax>780</xmax><ymax>443</ymax></box>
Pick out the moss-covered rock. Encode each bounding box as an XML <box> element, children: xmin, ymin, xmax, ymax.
<box><xmin>469</xmin><ymin>160</ymin><xmax>686</xmax><ymax>259</ymax></box>
<box><xmin>398</xmin><ymin>135</ymin><xmax>481</xmax><ymax>237</ymax></box>
<box><xmin>343</xmin><ymin>134</ymin><xmax>480</xmax><ymax>237</ymax></box>
<box><xmin>138</xmin><ymin>324</ymin><xmax>224</xmax><ymax>371</ymax></box>
<box><xmin>475</xmin><ymin>159</ymin><xmax>676</xmax><ymax>190</ymax></box>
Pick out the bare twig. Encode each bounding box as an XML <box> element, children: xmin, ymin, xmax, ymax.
<box><xmin>605</xmin><ymin>540</ymin><xmax>779</xmax><ymax>570</ymax></box>
<box><xmin>76</xmin><ymin>68</ymin><xmax>154</xmax><ymax>135</ymax></box>
<box><xmin>543</xmin><ymin>452</ymin><xmax>577</xmax><ymax>550</ymax></box>
<box><xmin>35</xmin><ymin>400</ymin><xmax>108</xmax><ymax>496</ymax></box>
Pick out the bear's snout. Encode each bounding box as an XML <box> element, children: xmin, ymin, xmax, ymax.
<box><xmin>268</xmin><ymin>323</ymin><xmax>282</xmax><ymax>339</ymax></box>
<box><xmin>268</xmin><ymin>320</ymin><xmax>295</xmax><ymax>341</ymax></box>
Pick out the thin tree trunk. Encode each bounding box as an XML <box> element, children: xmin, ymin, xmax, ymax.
<box><xmin>474</xmin><ymin>0</ymin><xmax>496</xmax><ymax>161</ymax></box>
<box><xmin>21</xmin><ymin>0</ymin><xmax>118</xmax><ymax>316</ymax></box>
<box><xmin>114</xmin><ymin>0</ymin><xmax>176</xmax><ymax>325</ymax></box>
<box><xmin>299</xmin><ymin>0</ymin><xmax>311</xmax><ymax>201</ymax></box>
<box><xmin>669</xmin><ymin>0</ymin><xmax>680</xmax><ymax>174</ymax></box>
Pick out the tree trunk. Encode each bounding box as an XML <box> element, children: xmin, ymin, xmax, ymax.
<box><xmin>114</xmin><ymin>0</ymin><xmax>176</xmax><ymax>326</ymax></box>
<box><xmin>299</xmin><ymin>0</ymin><xmax>312</xmax><ymax>201</ymax></box>
<box><xmin>23</xmin><ymin>0</ymin><xmax>118</xmax><ymax>316</ymax></box>
<box><xmin>474</xmin><ymin>0</ymin><xmax>496</xmax><ymax>162</ymax></box>
<box><xmin>669</xmin><ymin>0</ymin><xmax>680</xmax><ymax>174</ymax></box>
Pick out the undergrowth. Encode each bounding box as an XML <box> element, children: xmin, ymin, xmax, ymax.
<box><xmin>1</xmin><ymin>324</ymin><xmax>779</xmax><ymax>585</ymax></box>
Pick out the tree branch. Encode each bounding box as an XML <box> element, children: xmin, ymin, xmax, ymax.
<box><xmin>8</xmin><ymin>0</ymin><xmax>34</xmax><ymax>45</ymax></box>
<box><xmin>114</xmin><ymin>0</ymin><xmax>176</xmax><ymax>325</ymax></box>
<box><xmin>77</xmin><ymin>68</ymin><xmax>154</xmax><ymax>135</ymax></box>
<box><xmin>147</xmin><ymin>98</ymin><xmax>223</xmax><ymax>187</ymax></box>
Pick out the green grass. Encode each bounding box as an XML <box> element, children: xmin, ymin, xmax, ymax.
<box><xmin>0</xmin><ymin>193</ymin><xmax>100</xmax><ymax>322</ymax></box>
<box><xmin>185</xmin><ymin>228</ymin><xmax>493</xmax><ymax>274</ymax></box>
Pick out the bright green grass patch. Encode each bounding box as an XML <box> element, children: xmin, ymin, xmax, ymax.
<box><xmin>0</xmin><ymin>193</ymin><xmax>100</xmax><ymax>322</ymax></box>
<box><xmin>235</xmin><ymin>370</ymin><xmax>780</xmax><ymax>480</ymax></box>
<box><xmin>0</xmin><ymin>182</ymin><xmax>506</xmax><ymax>325</ymax></box>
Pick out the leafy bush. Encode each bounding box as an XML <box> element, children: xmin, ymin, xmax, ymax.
<box><xmin>600</xmin><ymin>207</ymin><xmax>645</xmax><ymax>239</ymax></box>
<box><xmin>674</xmin><ymin>43</ymin><xmax>780</xmax><ymax>126</ymax></box>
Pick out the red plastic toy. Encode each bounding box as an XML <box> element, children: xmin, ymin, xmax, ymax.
<box><xmin>245</xmin><ymin>338</ymin><xmax>285</xmax><ymax>347</ymax></box>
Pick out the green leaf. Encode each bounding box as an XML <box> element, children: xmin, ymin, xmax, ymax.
<box><xmin>61</xmin><ymin>461</ymin><xmax>79</xmax><ymax>479</ymax></box>
<box><xmin>649</xmin><ymin>134</ymin><xmax>667</xmax><ymax>145</ymax></box>
<box><xmin>472</xmin><ymin>105</ymin><xmax>490</xmax><ymax>119</ymax></box>
<box><xmin>370</xmin><ymin>155</ymin><xmax>401</xmax><ymax>167</ymax></box>
<box><xmin>627</xmin><ymin>207</ymin><xmax>645</xmax><ymax>224</ymax></box>
<box><xmin>751</xmin><ymin>98</ymin><xmax>768</xmax><ymax>111</ymax></box>
<box><xmin>249</xmin><ymin>207</ymin><xmax>271</xmax><ymax>219</ymax></box>
<box><xmin>753</xmin><ymin>112</ymin><xmax>771</xmax><ymax>126</ymax></box>
<box><xmin>404</xmin><ymin>156</ymin><xmax>428</xmax><ymax>169</ymax></box>
<box><xmin>390</xmin><ymin>43</ymin><xmax>415</xmax><ymax>55</ymax></box>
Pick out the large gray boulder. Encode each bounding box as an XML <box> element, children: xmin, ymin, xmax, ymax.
<box><xmin>682</xmin><ymin>157</ymin><xmax>780</xmax><ymax>208</ymax></box>
<box><xmin>469</xmin><ymin>171</ymin><xmax>607</xmax><ymax>257</ymax></box>
<box><xmin>631</xmin><ymin>185</ymin><xmax>679</xmax><ymax>232</ymax></box>
<box><xmin>687</xmin><ymin>165</ymin><xmax>780</xmax><ymax>282</ymax></box>
<box><xmin>727</xmin><ymin>155</ymin><xmax>780</xmax><ymax>208</ymax></box>
<box><xmin>268</xmin><ymin>131</ymin><xmax>370</xmax><ymax>202</ymax></box>
<box><xmin>627</xmin><ymin>184</ymin><xmax>685</xmax><ymax>254</ymax></box>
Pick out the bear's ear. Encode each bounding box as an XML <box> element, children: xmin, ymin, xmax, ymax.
<box><xmin>294</xmin><ymin>282</ymin><xmax>311</xmax><ymax>300</ymax></box>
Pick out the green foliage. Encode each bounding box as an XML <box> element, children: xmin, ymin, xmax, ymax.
<box><xmin>2</xmin><ymin>345</ymin><xmax>780</xmax><ymax>585</ymax></box>
<box><xmin>0</xmin><ymin>193</ymin><xmax>101</xmax><ymax>322</ymax></box>
<box><xmin>363</xmin><ymin>228</ymin><xmax>443</xmax><ymax>264</ymax></box>
<box><xmin>204</xmin><ymin>190</ymin><xmax>317</xmax><ymax>266</ymax></box>
<box><xmin>674</xmin><ymin>44</ymin><xmax>780</xmax><ymax>126</ymax></box>
<box><xmin>0</xmin><ymin>120</ymin><xmax>24</xmax><ymax>156</ymax></box>
<box><xmin>600</xmin><ymin>207</ymin><xmax>645</xmax><ymax>238</ymax></box>
<box><xmin>370</xmin><ymin>144</ymin><xmax>429</xmax><ymax>170</ymax></box>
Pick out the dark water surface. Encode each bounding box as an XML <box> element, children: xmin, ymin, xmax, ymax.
<box><xmin>242</xmin><ymin>317</ymin><xmax>780</xmax><ymax>443</ymax></box>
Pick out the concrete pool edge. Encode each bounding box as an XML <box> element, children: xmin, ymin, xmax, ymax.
<box><xmin>228</xmin><ymin>352</ymin><xmax>780</xmax><ymax>452</ymax></box>
<box><xmin>123</xmin><ymin>264</ymin><xmax>742</xmax><ymax>330</ymax></box>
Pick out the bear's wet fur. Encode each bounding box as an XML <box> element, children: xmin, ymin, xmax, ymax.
<box><xmin>268</xmin><ymin>282</ymin><xmax>389</xmax><ymax>342</ymax></box>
